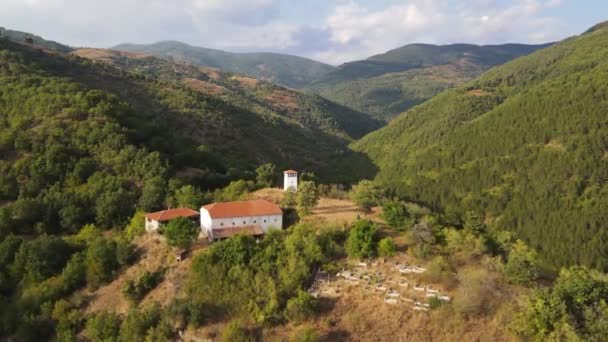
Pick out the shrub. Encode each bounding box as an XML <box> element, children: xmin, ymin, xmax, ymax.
<box><xmin>280</xmin><ymin>188</ymin><xmax>297</xmax><ymax>208</ymax></box>
<box><xmin>124</xmin><ymin>211</ymin><xmax>146</xmax><ymax>242</ymax></box>
<box><xmin>163</xmin><ymin>217</ymin><xmax>199</xmax><ymax>248</ymax></box>
<box><xmin>292</xmin><ymin>325</ymin><xmax>320</xmax><ymax>342</ymax></box>
<box><xmin>381</xmin><ymin>199</ymin><xmax>410</xmax><ymax>229</ymax></box>
<box><xmin>453</xmin><ymin>268</ymin><xmax>494</xmax><ymax>316</ymax></box>
<box><xmin>85</xmin><ymin>311</ymin><xmax>121</xmax><ymax>342</ymax></box>
<box><xmin>345</xmin><ymin>220</ymin><xmax>377</xmax><ymax>258</ymax></box>
<box><xmin>377</xmin><ymin>237</ymin><xmax>396</xmax><ymax>257</ymax></box>
<box><xmin>349</xmin><ymin>180</ymin><xmax>382</xmax><ymax>212</ymax></box>
<box><xmin>296</xmin><ymin>181</ymin><xmax>319</xmax><ymax>216</ymax></box>
<box><xmin>255</xmin><ymin>163</ymin><xmax>276</xmax><ymax>188</ymax></box>
<box><xmin>285</xmin><ymin>289</ymin><xmax>318</xmax><ymax>323</ymax></box>
<box><xmin>122</xmin><ymin>269</ymin><xmax>164</xmax><ymax>303</ymax></box>
<box><xmin>221</xmin><ymin>320</ymin><xmax>253</xmax><ymax>342</ymax></box>
<box><xmin>504</xmin><ymin>240</ymin><xmax>539</xmax><ymax>285</ymax></box>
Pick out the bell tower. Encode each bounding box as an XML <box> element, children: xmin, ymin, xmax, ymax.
<box><xmin>283</xmin><ymin>170</ymin><xmax>298</xmax><ymax>191</ymax></box>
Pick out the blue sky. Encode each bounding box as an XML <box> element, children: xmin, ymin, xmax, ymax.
<box><xmin>1</xmin><ymin>0</ymin><xmax>606</xmax><ymax>64</ymax></box>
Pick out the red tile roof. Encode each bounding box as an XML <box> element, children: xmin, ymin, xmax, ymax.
<box><xmin>202</xmin><ymin>199</ymin><xmax>282</xmax><ymax>219</ymax></box>
<box><xmin>212</xmin><ymin>225</ymin><xmax>264</xmax><ymax>239</ymax></box>
<box><xmin>283</xmin><ymin>169</ymin><xmax>298</xmax><ymax>174</ymax></box>
<box><xmin>145</xmin><ymin>208</ymin><xmax>199</xmax><ymax>222</ymax></box>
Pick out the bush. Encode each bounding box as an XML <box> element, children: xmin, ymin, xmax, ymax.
<box><xmin>377</xmin><ymin>237</ymin><xmax>396</xmax><ymax>257</ymax></box>
<box><xmin>504</xmin><ymin>240</ymin><xmax>539</xmax><ymax>285</ymax></box>
<box><xmin>285</xmin><ymin>290</ymin><xmax>318</xmax><ymax>323</ymax></box>
<box><xmin>292</xmin><ymin>325</ymin><xmax>320</xmax><ymax>342</ymax></box>
<box><xmin>221</xmin><ymin>320</ymin><xmax>253</xmax><ymax>342</ymax></box>
<box><xmin>453</xmin><ymin>268</ymin><xmax>494</xmax><ymax>316</ymax></box>
<box><xmin>345</xmin><ymin>220</ymin><xmax>377</xmax><ymax>259</ymax></box>
<box><xmin>85</xmin><ymin>311</ymin><xmax>121</xmax><ymax>342</ymax></box>
<box><xmin>280</xmin><ymin>188</ymin><xmax>297</xmax><ymax>209</ymax></box>
<box><xmin>296</xmin><ymin>181</ymin><xmax>319</xmax><ymax>216</ymax></box>
<box><xmin>163</xmin><ymin>217</ymin><xmax>199</xmax><ymax>248</ymax></box>
<box><xmin>349</xmin><ymin>180</ymin><xmax>382</xmax><ymax>212</ymax></box>
<box><xmin>122</xmin><ymin>269</ymin><xmax>164</xmax><ymax>303</ymax></box>
<box><xmin>255</xmin><ymin>163</ymin><xmax>276</xmax><ymax>188</ymax></box>
<box><xmin>381</xmin><ymin>199</ymin><xmax>410</xmax><ymax>229</ymax></box>
<box><xmin>124</xmin><ymin>211</ymin><xmax>146</xmax><ymax>242</ymax></box>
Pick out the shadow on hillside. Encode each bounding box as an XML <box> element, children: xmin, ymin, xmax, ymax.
<box><xmin>320</xmin><ymin>329</ymin><xmax>350</xmax><ymax>342</ymax></box>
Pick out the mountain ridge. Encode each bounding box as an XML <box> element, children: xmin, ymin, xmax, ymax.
<box><xmin>113</xmin><ymin>40</ymin><xmax>336</xmax><ymax>88</ymax></box>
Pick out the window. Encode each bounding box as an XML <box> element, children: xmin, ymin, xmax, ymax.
<box><xmin>220</xmin><ymin>223</ymin><xmax>224</xmax><ymax>226</ymax></box>
<box><xmin>243</xmin><ymin>221</ymin><xmax>246</xmax><ymax>225</ymax></box>
<box><xmin>232</xmin><ymin>222</ymin><xmax>235</xmax><ymax>226</ymax></box>
<box><xmin>253</xmin><ymin>220</ymin><xmax>256</xmax><ymax>223</ymax></box>
<box><xmin>264</xmin><ymin>219</ymin><xmax>267</xmax><ymax>223</ymax></box>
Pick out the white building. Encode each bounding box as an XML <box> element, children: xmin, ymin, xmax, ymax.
<box><xmin>144</xmin><ymin>207</ymin><xmax>199</xmax><ymax>232</ymax></box>
<box><xmin>200</xmin><ymin>199</ymin><xmax>283</xmax><ymax>241</ymax></box>
<box><xmin>283</xmin><ymin>169</ymin><xmax>298</xmax><ymax>191</ymax></box>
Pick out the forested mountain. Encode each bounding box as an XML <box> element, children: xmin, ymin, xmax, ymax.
<box><xmin>0</xmin><ymin>27</ymin><xmax>72</xmax><ymax>53</ymax></box>
<box><xmin>0</xmin><ymin>36</ymin><xmax>377</xmax><ymax>233</ymax></box>
<box><xmin>71</xmin><ymin>48</ymin><xmax>381</xmax><ymax>141</ymax></box>
<box><xmin>309</xmin><ymin>43</ymin><xmax>549</xmax><ymax>120</ymax></box>
<box><xmin>352</xmin><ymin>24</ymin><xmax>608</xmax><ymax>270</ymax></box>
<box><xmin>113</xmin><ymin>41</ymin><xmax>335</xmax><ymax>88</ymax></box>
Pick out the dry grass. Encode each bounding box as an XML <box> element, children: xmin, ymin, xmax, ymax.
<box><xmin>467</xmin><ymin>89</ymin><xmax>492</xmax><ymax>96</ymax></box>
<box><xmin>80</xmin><ymin>234</ymin><xmax>209</xmax><ymax>314</ymax></box>
<box><xmin>250</xmin><ymin>188</ymin><xmax>382</xmax><ymax>226</ymax></box>
<box><xmin>182</xmin><ymin>78</ymin><xmax>227</xmax><ymax>96</ymax></box>
<box><xmin>265</xmin><ymin>90</ymin><xmax>300</xmax><ymax>110</ymax></box>
<box><xmin>71</xmin><ymin>48</ymin><xmax>149</xmax><ymax>62</ymax></box>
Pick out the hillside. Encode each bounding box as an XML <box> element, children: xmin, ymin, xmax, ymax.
<box><xmin>113</xmin><ymin>41</ymin><xmax>335</xmax><ymax>88</ymax></box>
<box><xmin>70</xmin><ymin>48</ymin><xmax>382</xmax><ymax>141</ymax></box>
<box><xmin>309</xmin><ymin>43</ymin><xmax>549</xmax><ymax>120</ymax></box>
<box><xmin>0</xmin><ymin>27</ymin><xmax>72</xmax><ymax>53</ymax></box>
<box><xmin>352</xmin><ymin>25</ymin><xmax>608</xmax><ymax>270</ymax></box>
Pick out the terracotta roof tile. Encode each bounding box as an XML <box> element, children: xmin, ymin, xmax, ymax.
<box><xmin>145</xmin><ymin>208</ymin><xmax>199</xmax><ymax>222</ymax></box>
<box><xmin>283</xmin><ymin>169</ymin><xmax>298</xmax><ymax>174</ymax></box>
<box><xmin>202</xmin><ymin>199</ymin><xmax>282</xmax><ymax>219</ymax></box>
<box><xmin>212</xmin><ymin>225</ymin><xmax>264</xmax><ymax>239</ymax></box>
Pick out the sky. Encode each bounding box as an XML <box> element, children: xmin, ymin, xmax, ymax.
<box><xmin>1</xmin><ymin>0</ymin><xmax>606</xmax><ymax>65</ymax></box>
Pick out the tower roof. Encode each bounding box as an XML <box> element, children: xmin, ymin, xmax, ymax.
<box><xmin>283</xmin><ymin>169</ymin><xmax>298</xmax><ymax>174</ymax></box>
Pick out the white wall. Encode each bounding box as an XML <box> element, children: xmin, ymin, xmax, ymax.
<box><xmin>284</xmin><ymin>173</ymin><xmax>298</xmax><ymax>191</ymax></box>
<box><xmin>145</xmin><ymin>218</ymin><xmax>159</xmax><ymax>232</ymax></box>
<box><xmin>200</xmin><ymin>208</ymin><xmax>283</xmax><ymax>241</ymax></box>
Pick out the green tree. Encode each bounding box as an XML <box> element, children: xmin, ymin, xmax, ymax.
<box><xmin>345</xmin><ymin>220</ymin><xmax>377</xmax><ymax>258</ymax></box>
<box><xmin>350</xmin><ymin>180</ymin><xmax>382</xmax><ymax>212</ymax></box>
<box><xmin>381</xmin><ymin>199</ymin><xmax>410</xmax><ymax>229</ymax></box>
<box><xmin>138</xmin><ymin>177</ymin><xmax>166</xmax><ymax>212</ymax></box>
<box><xmin>464</xmin><ymin>211</ymin><xmax>487</xmax><ymax>236</ymax></box>
<box><xmin>255</xmin><ymin>163</ymin><xmax>276</xmax><ymax>188</ymax></box>
<box><xmin>173</xmin><ymin>185</ymin><xmax>205</xmax><ymax>209</ymax></box>
<box><xmin>285</xmin><ymin>289</ymin><xmax>318</xmax><ymax>323</ymax></box>
<box><xmin>85</xmin><ymin>238</ymin><xmax>120</xmax><ymax>289</ymax></box>
<box><xmin>163</xmin><ymin>217</ymin><xmax>199</xmax><ymax>248</ymax></box>
<box><xmin>280</xmin><ymin>188</ymin><xmax>297</xmax><ymax>208</ymax></box>
<box><xmin>296</xmin><ymin>181</ymin><xmax>319</xmax><ymax>216</ymax></box>
<box><xmin>85</xmin><ymin>311</ymin><xmax>120</xmax><ymax>342</ymax></box>
<box><xmin>123</xmin><ymin>211</ymin><xmax>146</xmax><ymax>242</ymax></box>
<box><xmin>221</xmin><ymin>320</ymin><xmax>253</xmax><ymax>342</ymax></box>
<box><xmin>505</xmin><ymin>240</ymin><xmax>539</xmax><ymax>285</ymax></box>
<box><xmin>377</xmin><ymin>237</ymin><xmax>396</xmax><ymax>257</ymax></box>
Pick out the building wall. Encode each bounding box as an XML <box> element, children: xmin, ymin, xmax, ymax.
<box><xmin>145</xmin><ymin>218</ymin><xmax>160</xmax><ymax>232</ymax></box>
<box><xmin>284</xmin><ymin>173</ymin><xmax>298</xmax><ymax>191</ymax></box>
<box><xmin>200</xmin><ymin>208</ymin><xmax>283</xmax><ymax>240</ymax></box>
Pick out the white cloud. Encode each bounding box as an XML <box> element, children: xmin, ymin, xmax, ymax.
<box><xmin>0</xmin><ymin>0</ymin><xmax>567</xmax><ymax>65</ymax></box>
<box><xmin>315</xmin><ymin>0</ymin><xmax>564</xmax><ymax>64</ymax></box>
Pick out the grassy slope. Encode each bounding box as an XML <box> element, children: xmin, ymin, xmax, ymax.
<box><xmin>113</xmin><ymin>41</ymin><xmax>335</xmax><ymax>88</ymax></box>
<box><xmin>352</xmin><ymin>27</ymin><xmax>608</xmax><ymax>270</ymax></box>
<box><xmin>309</xmin><ymin>43</ymin><xmax>548</xmax><ymax>121</ymax></box>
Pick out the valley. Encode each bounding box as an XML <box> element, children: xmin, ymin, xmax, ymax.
<box><xmin>1</xmin><ymin>16</ymin><xmax>608</xmax><ymax>342</ymax></box>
